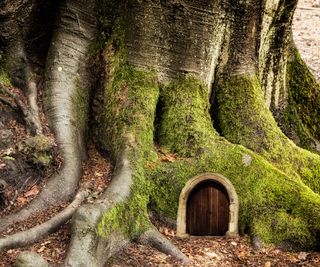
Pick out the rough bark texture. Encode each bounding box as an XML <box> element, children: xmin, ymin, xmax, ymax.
<box><xmin>1</xmin><ymin>0</ymin><xmax>320</xmax><ymax>266</ymax></box>
<box><xmin>0</xmin><ymin>0</ymin><xmax>96</xmax><ymax>231</ymax></box>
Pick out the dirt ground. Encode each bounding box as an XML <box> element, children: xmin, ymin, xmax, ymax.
<box><xmin>0</xmin><ymin>0</ymin><xmax>319</xmax><ymax>266</ymax></box>
<box><xmin>293</xmin><ymin>0</ymin><xmax>320</xmax><ymax>81</ymax></box>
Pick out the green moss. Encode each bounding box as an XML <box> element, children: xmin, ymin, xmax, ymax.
<box><xmin>97</xmin><ymin>36</ymin><xmax>159</xmax><ymax>238</ymax></box>
<box><xmin>283</xmin><ymin>48</ymin><xmax>320</xmax><ymax>150</ymax></box>
<box><xmin>94</xmin><ymin>0</ymin><xmax>127</xmax><ymax>53</ymax></box>
<box><xmin>0</xmin><ymin>71</ymin><xmax>11</xmax><ymax>88</ymax></box>
<box><xmin>158</xmin><ymin>76</ymin><xmax>220</xmax><ymax>157</ymax></box>
<box><xmin>98</xmin><ymin>192</ymin><xmax>152</xmax><ymax>239</ymax></box>
<box><xmin>149</xmin><ymin>74</ymin><xmax>320</xmax><ymax>249</ymax></box>
<box><xmin>252</xmin><ymin>210</ymin><xmax>314</xmax><ymax>249</ymax></box>
<box><xmin>21</xmin><ymin>136</ymin><xmax>54</xmax><ymax>167</ymax></box>
<box><xmin>214</xmin><ymin>74</ymin><xmax>320</xmax><ymax>193</ymax></box>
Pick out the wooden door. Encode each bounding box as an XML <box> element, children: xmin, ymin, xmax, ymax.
<box><xmin>186</xmin><ymin>180</ymin><xmax>229</xmax><ymax>236</ymax></box>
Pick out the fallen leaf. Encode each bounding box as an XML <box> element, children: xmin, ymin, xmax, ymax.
<box><xmin>16</xmin><ymin>196</ymin><xmax>28</xmax><ymax>204</ymax></box>
<box><xmin>236</xmin><ymin>250</ymin><xmax>246</xmax><ymax>258</ymax></box>
<box><xmin>25</xmin><ymin>185</ymin><xmax>39</xmax><ymax>197</ymax></box>
<box><xmin>37</xmin><ymin>246</ymin><xmax>46</xmax><ymax>253</ymax></box>
<box><xmin>205</xmin><ymin>252</ymin><xmax>219</xmax><ymax>259</ymax></box>
<box><xmin>298</xmin><ymin>252</ymin><xmax>308</xmax><ymax>260</ymax></box>
<box><xmin>264</xmin><ymin>261</ymin><xmax>271</xmax><ymax>267</ymax></box>
<box><xmin>94</xmin><ymin>172</ymin><xmax>103</xmax><ymax>177</ymax></box>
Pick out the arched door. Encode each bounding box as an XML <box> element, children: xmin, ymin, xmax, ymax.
<box><xmin>186</xmin><ymin>180</ymin><xmax>229</xmax><ymax>236</ymax></box>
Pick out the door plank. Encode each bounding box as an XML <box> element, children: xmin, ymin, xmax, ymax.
<box><xmin>186</xmin><ymin>180</ymin><xmax>229</xmax><ymax>236</ymax></box>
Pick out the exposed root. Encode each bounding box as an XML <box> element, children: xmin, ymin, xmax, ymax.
<box><xmin>0</xmin><ymin>190</ymin><xmax>88</xmax><ymax>252</ymax></box>
<box><xmin>25</xmin><ymin>71</ymin><xmax>42</xmax><ymax>135</ymax></box>
<box><xmin>0</xmin><ymin>167</ymin><xmax>80</xmax><ymax>233</ymax></box>
<box><xmin>15</xmin><ymin>251</ymin><xmax>50</xmax><ymax>267</ymax></box>
<box><xmin>0</xmin><ymin>0</ymin><xmax>96</xmax><ymax>232</ymax></box>
<box><xmin>3</xmin><ymin>34</ymin><xmax>43</xmax><ymax>135</ymax></box>
<box><xmin>0</xmin><ymin>95</ymin><xmax>19</xmax><ymax>111</ymax></box>
<box><xmin>0</xmin><ymin>74</ymin><xmax>42</xmax><ymax>135</ymax></box>
<box><xmin>65</xmin><ymin>150</ymin><xmax>132</xmax><ymax>266</ymax></box>
<box><xmin>139</xmin><ymin>229</ymin><xmax>190</xmax><ymax>264</ymax></box>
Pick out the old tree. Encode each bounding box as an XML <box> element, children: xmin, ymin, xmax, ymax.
<box><xmin>0</xmin><ymin>0</ymin><xmax>320</xmax><ymax>265</ymax></box>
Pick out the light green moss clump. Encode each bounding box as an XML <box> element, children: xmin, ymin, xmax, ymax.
<box><xmin>0</xmin><ymin>71</ymin><xmax>11</xmax><ymax>88</ymax></box>
<box><xmin>20</xmin><ymin>136</ymin><xmax>55</xmax><ymax>167</ymax></box>
<box><xmin>0</xmin><ymin>51</ymin><xmax>11</xmax><ymax>88</ymax></box>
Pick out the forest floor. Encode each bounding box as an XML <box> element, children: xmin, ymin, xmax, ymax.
<box><xmin>0</xmin><ymin>0</ymin><xmax>319</xmax><ymax>266</ymax></box>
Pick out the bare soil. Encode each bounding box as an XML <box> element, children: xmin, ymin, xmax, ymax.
<box><xmin>293</xmin><ymin>0</ymin><xmax>320</xmax><ymax>81</ymax></box>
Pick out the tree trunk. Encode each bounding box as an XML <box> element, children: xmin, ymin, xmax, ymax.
<box><xmin>1</xmin><ymin>0</ymin><xmax>320</xmax><ymax>266</ymax></box>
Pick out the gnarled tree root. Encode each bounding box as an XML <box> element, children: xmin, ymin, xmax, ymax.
<box><xmin>64</xmin><ymin>151</ymin><xmax>133</xmax><ymax>266</ymax></box>
<box><xmin>0</xmin><ymin>0</ymin><xmax>96</xmax><ymax>233</ymax></box>
<box><xmin>0</xmin><ymin>190</ymin><xmax>88</xmax><ymax>252</ymax></box>
<box><xmin>64</xmin><ymin>150</ymin><xmax>188</xmax><ymax>266</ymax></box>
<box><xmin>139</xmin><ymin>229</ymin><xmax>190</xmax><ymax>264</ymax></box>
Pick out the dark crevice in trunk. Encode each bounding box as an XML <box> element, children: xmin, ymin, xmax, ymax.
<box><xmin>153</xmin><ymin>94</ymin><xmax>165</xmax><ymax>145</ymax></box>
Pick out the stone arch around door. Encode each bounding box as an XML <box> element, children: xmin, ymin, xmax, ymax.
<box><xmin>177</xmin><ymin>173</ymin><xmax>239</xmax><ymax>237</ymax></box>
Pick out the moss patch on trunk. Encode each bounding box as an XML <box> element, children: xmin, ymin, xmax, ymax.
<box><xmin>213</xmin><ymin>74</ymin><xmax>320</xmax><ymax>193</ymax></box>
<box><xmin>281</xmin><ymin>48</ymin><xmax>320</xmax><ymax>152</ymax></box>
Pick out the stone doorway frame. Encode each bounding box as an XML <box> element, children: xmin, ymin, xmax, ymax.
<box><xmin>177</xmin><ymin>173</ymin><xmax>239</xmax><ymax>237</ymax></box>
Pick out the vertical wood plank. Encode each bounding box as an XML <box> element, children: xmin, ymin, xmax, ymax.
<box><xmin>186</xmin><ymin>180</ymin><xmax>229</xmax><ymax>236</ymax></box>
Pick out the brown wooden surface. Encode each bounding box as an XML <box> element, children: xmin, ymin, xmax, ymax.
<box><xmin>186</xmin><ymin>180</ymin><xmax>229</xmax><ymax>236</ymax></box>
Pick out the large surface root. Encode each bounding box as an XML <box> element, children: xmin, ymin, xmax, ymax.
<box><xmin>0</xmin><ymin>190</ymin><xmax>88</xmax><ymax>252</ymax></box>
<box><xmin>64</xmin><ymin>151</ymin><xmax>132</xmax><ymax>267</ymax></box>
<box><xmin>213</xmin><ymin>74</ymin><xmax>320</xmax><ymax>192</ymax></box>
<box><xmin>0</xmin><ymin>0</ymin><xmax>96</xmax><ymax>232</ymax></box>
<box><xmin>139</xmin><ymin>229</ymin><xmax>190</xmax><ymax>264</ymax></box>
<box><xmin>152</xmin><ymin>75</ymin><xmax>320</xmax><ymax>249</ymax></box>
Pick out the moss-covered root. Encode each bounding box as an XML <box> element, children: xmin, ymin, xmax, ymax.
<box><xmin>150</xmin><ymin>150</ymin><xmax>320</xmax><ymax>249</ymax></box>
<box><xmin>139</xmin><ymin>229</ymin><xmax>190</xmax><ymax>264</ymax></box>
<box><xmin>282</xmin><ymin>48</ymin><xmax>320</xmax><ymax>152</ymax></box>
<box><xmin>158</xmin><ymin>75</ymin><xmax>220</xmax><ymax>157</ymax></box>
<box><xmin>154</xmin><ymin>75</ymin><xmax>320</xmax><ymax>249</ymax></box>
<box><xmin>66</xmin><ymin>51</ymin><xmax>188</xmax><ymax>264</ymax></box>
<box><xmin>213</xmin><ymin>74</ymin><xmax>320</xmax><ymax>193</ymax></box>
<box><xmin>65</xmin><ymin>151</ymin><xmax>132</xmax><ymax>267</ymax></box>
<box><xmin>251</xmin><ymin>186</ymin><xmax>320</xmax><ymax>250</ymax></box>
